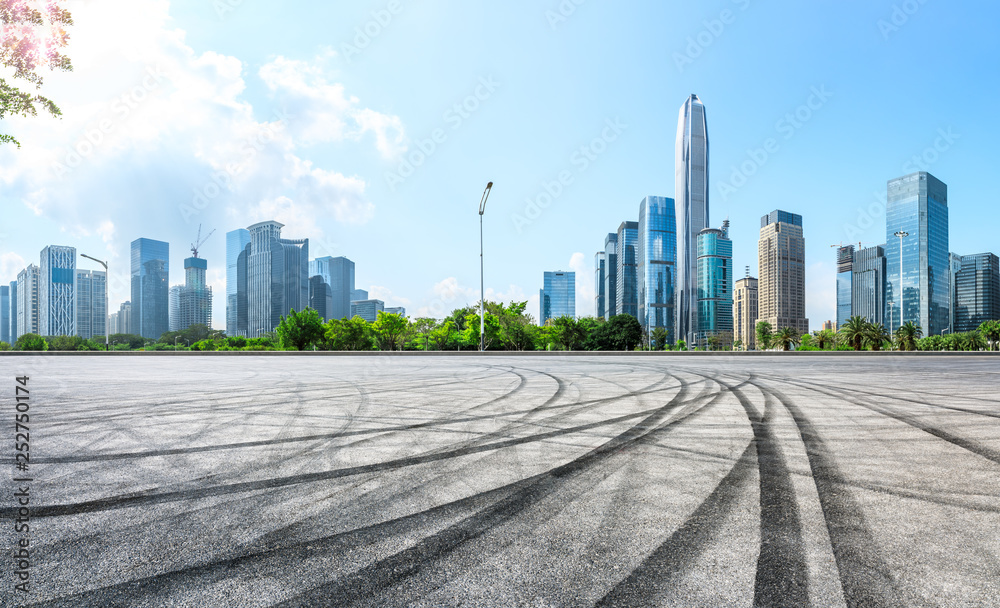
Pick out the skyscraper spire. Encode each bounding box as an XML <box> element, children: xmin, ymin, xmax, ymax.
<box><xmin>675</xmin><ymin>94</ymin><xmax>709</xmax><ymax>346</ymax></box>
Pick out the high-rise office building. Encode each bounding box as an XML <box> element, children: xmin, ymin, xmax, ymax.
<box><xmin>595</xmin><ymin>252</ymin><xmax>606</xmax><ymax>319</ymax></box>
<box><xmin>117</xmin><ymin>301</ymin><xmax>132</xmax><ymax>336</ymax></box>
<box><xmin>758</xmin><ymin>210</ymin><xmax>809</xmax><ymax>335</ymax></box>
<box><xmin>352</xmin><ymin>289</ymin><xmax>368</xmax><ymax>302</ymax></box>
<box><xmin>16</xmin><ymin>265</ymin><xmax>39</xmax><ymax>337</ymax></box>
<box><xmin>309</xmin><ymin>275</ymin><xmax>334</xmax><ymax>320</ymax></box>
<box><xmin>310</xmin><ymin>256</ymin><xmax>355</xmax><ymax>320</ymax></box>
<box><xmin>0</xmin><ymin>285</ymin><xmax>9</xmax><ymax>344</ymax></box>
<box><xmin>540</xmin><ymin>271</ymin><xmax>576</xmax><ymax>325</ymax></box>
<box><xmin>734</xmin><ymin>276</ymin><xmax>758</xmax><ymax>350</ymax></box>
<box><xmin>226</xmin><ymin>229</ymin><xmax>251</xmax><ymax>336</ymax></box>
<box><xmin>385</xmin><ymin>306</ymin><xmax>406</xmax><ymax>317</ymax></box>
<box><xmin>39</xmin><ymin>245</ymin><xmax>76</xmax><ymax>337</ymax></box>
<box><xmin>351</xmin><ymin>299</ymin><xmax>384</xmax><ymax>323</ymax></box>
<box><xmin>675</xmin><ymin>94</ymin><xmax>710</xmax><ymax>345</ymax></box>
<box><xmin>169</xmin><ymin>285</ymin><xmax>182</xmax><ymax>332</ymax></box>
<box><xmin>615</xmin><ymin>221</ymin><xmax>639</xmax><ymax>319</ymax></box>
<box><xmin>130</xmin><ymin>238</ymin><xmax>170</xmax><ymax>339</ymax></box>
<box><xmin>852</xmin><ymin>245</ymin><xmax>886</xmax><ymax>326</ymax></box>
<box><xmin>836</xmin><ymin>245</ymin><xmax>855</xmax><ymax>328</ymax></box>
<box><xmin>696</xmin><ymin>221</ymin><xmax>733</xmax><ymax>348</ymax></box>
<box><xmin>885</xmin><ymin>172</ymin><xmax>949</xmax><ymax>334</ymax></box>
<box><xmin>108</xmin><ymin>311</ymin><xmax>119</xmax><ymax>336</ymax></box>
<box><xmin>170</xmin><ymin>257</ymin><xmax>213</xmax><ymax>331</ymax></box>
<box><xmin>75</xmin><ymin>269</ymin><xmax>106</xmax><ymax>339</ymax></box>
<box><xmin>638</xmin><ymin>196</ymin><xmax>676</xmax><ymax>342</ymax></box>
<box><xmin>8</xmin><ymin>281</ymin><xmax>16</xmax><ymax>342</ymax></box>
<box><xmin>603</xmin><ymin>233</ymin><xmax>618</xmax><ymax>320</ymax></box>
<box><xmin>949</xmin><ymin>252</ymin><xmax>963</xmax><ymax>334</ymax></box>
<box><xmin>953</xmin><ymin>253</ymin><xmax>1000</xmax><ymax>333</ymax></box>
<box><xmin>246</xmin><ymin>221</ymin><xmax>308</xmax><ymax>338</ymax></box>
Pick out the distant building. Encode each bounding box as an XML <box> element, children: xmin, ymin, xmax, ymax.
<box><xmin>39</xmin><ymin>245</ymin><xmax>76</xmax><ymax>337</ymax></box>
<box><xmin>0</xmin><ymin>285</ymin><xmax>8</xmax><ymax>344</ymax></box>
<box><xmin>171</xmin><ymin>257</ymin><xmax>213</xmax><ymax>331</ymax></box>
<box><xmin>169</xmin><ymin>285</ymin><xmax>182</xmax><ymax>332</ymax></box>
<box><xmin>953</xmin><ymin>253</ymin><xmax>1000</xmax><ymax>333</ymax></box>
<box><xmin>616</xmin><ymin>221</ymin><xmax>639</xmax><ymax>319</ymax></box>
<box><xmin>886</xmin><ymin>172</ymin><xmax>949</xmax><ymax>335</ymax></box>
<box><xmin>822</xmin><ymin>321</ymin><xmax>835</xmax><ymax>331</ymax></box>
<box><xmin>836</xmin><ymin>245</ymin><xmax>855</xmax><ymax>328</ymax></box>
<box><xmin>594</xmin><ymin>252</ymin><xmax>606</xmax><ymax>319</ymax></box>
<box><xmin>675</xmin><ymin>93</ymin><xmax>710</xmax><ymax>347</ymax></box>
<box><xmin>75</xmin><ymin>269</ymin><xmax>107</xmax><ymax>339</ymax></box>
<box><xmin>949</xmin><ymin>252</ymin><xmax>963</xmax><ymax>333</ymax></box>
<box><xmin>309</xmin><ymin>275</ymin><xmax>334</xmax><ymax>321</ymax></box>
<box><xmin>385</xmin><ymin>306</ymin><xmax>406</xmax><ymax>317</ymax></box>
<box><xmin>226</xmin><ymin>229</ymin><xmax>251</xmax><ymax>337</ymax></box>
<box><xmin>117</xmin><ymin>301</ymin><xmax>132</xmax><ymax>336</ymax></box>
<box><xmin>352</xmin><ymin>289</ymin><xmax>368</xmax><ymax>301</ymax></box>
<box><xmin>16</xmin><ymin>265</ymin><xmax>39</xmax><ymax>337</ymax></box>
<box><xmin>8</xmin><ymin>281</ymin><xmax>16</xmax><ymax>342</ymax></box>
<box><xmin>603</xmin><ymin>233</ymin><xmax>618</xmax><ymax>320</ymax></box>
<box><xmin>131</xmin><ymin>238</ymin><xmax>170</xmax><ymax>339</ymax></box>
<box><xmin>852</xmin><ymin>245</ymin><xmax>886</xmax><ymax>326</ymax></box>
<box><xmin>108</xmin><ymin>311</ymin><xmax>119</xmax><ymax>336</ymax></box>
<box><xmin>540</xmin><ymin>271</ymin><xmax>575</xmax><ymax>325</ymax></box>
<box><xmin>695</xmin><ymin>221</ymin><xmax>732</xmax><ymax>348</ymax></box>
<box><xmin>351</xmin><ymin>299</ymin><xmax>384</xmax><ymax>323</ymax></box>
<box><xmin>734</xmin><ymin>276</ymin><xmax>758</xmax><ymax>350</ymax></box>
<box><xmin>245</xmin><ymin>221</ymin><xmax>309</xmax><ymax>338</ymax></box>
<box><xmin>638</xmin><ymin>196</ymin><xmax>676</xmax><ymax>343</ymax></box>
<box><xmin>758</xmin><ymin>210</ymin><xmax>809</xmax><ymax>336</ymax></box>
<box><xmin>310</xmin><ymin>256</ymin><xmax>355</xmax><ymax>321</ymax></box>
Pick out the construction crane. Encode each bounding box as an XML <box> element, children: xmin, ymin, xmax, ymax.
<box><xmin>191</xmin><ymin>224</ymin><xmax>216</xmax><ymax>258</ymax></box>
<box><xmin>829</xmin><ymin>241</ymin><xmax>878</xmax><ymax>250</ymax></box>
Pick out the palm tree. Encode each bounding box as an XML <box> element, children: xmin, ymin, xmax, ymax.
<box><xmin>978</xmin><ymin>320</ymin><xmax>1000</xmax><ymax>351</ymax></box>
<box><xmin>774</xmin><ymin>327</ymin><xmax>800</xmax><ymax>351</ymax></box>
<box><xmin>838</xmin><ymin>316</ymin><xmax>869</xmax><ymax>351</ymax></box>
<box><xmin>966</xmin><ymin>331</ymin><xmax>987</xmax><ymax>351</ymax></box>
<box><xmin>865</xmin><ymin>323</ymin><xmax>891</xmax><ymax>351</ymax></box>
<box><xmin>813</xmin><ymin>328</ymin><xmax>836</xmax><ymax>350</ymax></box>
<box><xmin>894</xmin><ymin>321</ymin><xmax>922</xmax><ymax>351</ymax></box>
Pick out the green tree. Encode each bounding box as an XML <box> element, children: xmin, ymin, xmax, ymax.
<box><xmin>813</xmin><ymin>329</ymin><xmax>836</xmax><ymax>350</ymax></box>
<box><xmin>14</xmin><ymin>333</ymin><xmax>47</xmax><ymax>351</ymax></box>
<box><xmin>774</xmin><ymin>327</ymin><xmax>800</xmax><ymax>351</ymax></box>
<box><xmin>275</xmin><ymin>308</ymin><xmax>325</xmax><ymax>351</ymax></box>
<box><xmin>583</xmin><ymin>314</ymin><xmax>642</xmax><ymax>351</ymax></box>
<box><xmin>650</xmin><ymin>327</ymin><xmax>670</xmax><ymax>351</ymax></box>
<box><xmin>865</xmin><ymin>323</ymin><xmax>891</xmax><ymax>351</ymax></box>
<box><xmin>324</xmin><ymin>316</ymin><xmax>374</xmax><ymax>351</ymax></box>
<box><xmin>755</xmin><ymin>321</ymin><xmax>773</xmax><ymax>351</ymax></box>
<box><xmin>410</xmin><ymin>317</ymin><xmax>438</xmax><ymax>351</ymax></box>
<box><xmin>372</xmin><ymin>311</ymin><xmax>410</xmax><ymax>351</ymax></box>
<box><xmin>894</xmin><ymin>321</ymin><xmax>922</xmax><ymax>351</ymax></box>
<box><xmin>675</xmin><ymin>339</ymin><xmax>687</xmax><ymax>351</ymax></box>
<box><xmin>462</xmin><ymin>311</ymin><xmax>501</xmax><ymax>350</ymax></box>
<box><xmin>838</xmin><ymin>316</ymin><xmax>869</xmax><ymax>351</ymax></box>
<box><xmin>109</xmin><ymin>333</ymin><xmax>146</xmax><ymax>350</ymax></box>
<box><xmin>489</xmin><ymin>301</ymin><xmax>538</xmax><ymax>351</ymax></box>
<box><xmin>978</xmin><ymin>320</ymin><xmax>1000</xmax><ymax>351</ymax></box>
<box><xmin>0</xmin><ymin>341</ymin><xmax>11</xmax><ymax>351</ymax></box>
<box><xmin>429</xmin><ymin>319</ymin><xmax>462</xmax><ymax>351</ymax></box>
<box><xmin>552</xmin><ymin>316</ymin><xmax>586</xmax><ymax>351</ymax></box>
<box><xmin>46</xmin><ymin>335</ymin><xmax>84</xmax><ymax>351</ymax></box>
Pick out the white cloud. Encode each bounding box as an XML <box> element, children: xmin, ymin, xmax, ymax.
<box><xmin>367</xmin><ymin>285</ymin><xmax>411</xmax><ymax>308</ymax></box>
<box><xmin>414</xmin><ymin>277</ymin><xmax>533</xmax><ymax>319</ymax></box>
<box><xmin>568</xmin><ymin>252</ymin><xmax>594</xmax><ymax>318</ymax></box>
<box><xmin>1</xmin><ymin>253</ymin><xmax>27</xmax><ymax>284</ymax></box>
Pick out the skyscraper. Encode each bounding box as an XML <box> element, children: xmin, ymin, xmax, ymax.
<box><xmin>675</xmin><ymin>94</ymin><xmax>709</xmax><ymax>345</ymax></box>
<box><xmin>836</xmin><ymin>245</ymin><xmax>855</xmax><ymax>328</ymax></box>
<box><xmin>696</xmin><ymin>221</ymin><xmax>733</xmax><ymax>348</ymax></box>
<box><xmin>594</xmin><ymin>252</ymin><xmax>606</xmax><ymax>319</ymax></box>
<box><xmin>226</xmin><ymin>228</ymin><xmax>251</xmax><ymax>336</ymax></box>
<box><xmin>352</xmin><ymin>289</ymin><xmax>368</xmax><ymax>302</ymax></box>
<box><xmin>9</xmin><ymin>281</ymin><xmax>17</xmax><ymax>342</ymax></box>
<box><xmin>637</xmin><ymin>196</ymin><xmax>676</xmax><ymax>342</ymax></box>
<box><xmin>953</xmin><ymin>253</ymin><xmax>1000</xmax><ymax>333</ymax></box>
<box><xmin>0</xmin><ymin>285</ymin><xmax>9</xmax><ymax>344</ymax></box>
<box><xmin>39</xmin><ymin>245</ymin><xmax>77</xmax><ymax>337</ymax></box>
<box><xmin>734</xmin><ymin>276</ymin><xmax>758</xmax><ymax>350</ymax></box>
<box><xmin>172</xmin><ymin>257</ymin><xmax>213</xmax><ymax>331</ymax></box>
<box><xmin>169</xmin><ymin>285</ymin><xmax>182</xmax><ymax>332</ymax></box>
<box><xmin>603</xmin><ymin>233</ymin><xmax>618</xmax><ymax>320</ymax></box>
<box><xmin>246</xmin><ymin>221</ymin><xmax>308</xmax><ymax>337</ymax></box>
<box><xmin>949</xmin><ymin>252</ymin><xmax>963</xmax><ymax>334</ymax></box>
<box><xmin>75</xmin><ymin>269</ymin><xmax>107</xmax><ymax>339</ymax></box>
<box><xmin>540</xmin><ymin>271</ymin><xmax>575</xmax><ymax>325</ymax></box>
<box><xmin>309</xmin><ymin>275</ymin><xmax>334</xmax><ymax>320</ymax></box>
<box><xmin>885</xmin><ymin>172</ymin><xmax>949</xmax><ymax>335</ymax></box>
<box><xmin>16</xmin><ymin>265</ymin><xmax>39</xmax><ymax>337</ymax></box>
<box><xmin>615</xmin><ymin>221</ymin><xmax>638</xmax><ymax>319</ymax></box>
<box><xmin>310</xmin><ymin>256</ymin><xmax>355</xmax><ymax>320</ymax></box>
<box><xmin>130</xmin><ymin>238</ymin><xmax>170</xmax><ymax>339</ymax></box>
<box><xmin>852</xmin><ymin>245</ymin><xmax>886</xmax><ymax>326</ymax></box>
<box><xmin>351</xmin><ymin>299</ymin><xmax>384</xmax><ymax>323</ymax></box>
<box><xmin>117</xmin><ymin>301</ymin><xmax>132</xmax><ymax>336</ymax></box>
<box><xmin>758</xmin><ymin>210</ymin><xmax>809</xmax><ymax>336</ymax></box>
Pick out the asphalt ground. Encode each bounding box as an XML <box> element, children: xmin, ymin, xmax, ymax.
<box><xmin>0</xmin><ymin>355</ymin><xmax>998</xmax><ymax>607</ymax></box>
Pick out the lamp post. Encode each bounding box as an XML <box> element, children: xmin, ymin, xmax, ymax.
<box><xmin>478</xmin><ymin>181</ymin><xmax>494</xmax><ymax>352</ymax></box>
<box><xmin>80</xmin><ymin>254</ymin><xmax>109</xmax><ymax>351</ymax></box>
<box><xmin>893</xmin><ymin>231</ymin><xmax>909</xmax><ymax>333</ymax></box>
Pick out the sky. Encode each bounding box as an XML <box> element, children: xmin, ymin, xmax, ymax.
<box><xmin>2</xmin><ymin>0</ymin><xmax>999</xmax><ymax>331</ymax></box>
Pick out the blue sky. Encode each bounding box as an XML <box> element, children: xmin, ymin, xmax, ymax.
<box><xmin>2</xmin><ymin>0</ymin><xmax>998</xmax><ymax>330</ymax></box>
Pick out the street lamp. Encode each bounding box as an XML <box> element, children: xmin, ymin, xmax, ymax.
<box><xmin>80</xmin><ymin>253</ymin><xmax>109</xmax><ymax>352</ymax></box>
<box><xmin>478</xmin><ymin>181</ymin><xmax>494</xmax><ymax>352</ymax></box>
<box><xmin>893</xmin><ymin>231</ymin><xmax>909</xmax><ymax>333</ymax></box>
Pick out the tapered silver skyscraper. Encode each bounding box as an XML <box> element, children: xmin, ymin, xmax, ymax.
<box><xmin>675</xmin><ymin>94</ymin><xmax>709</xmax><ymax>346</ymax></box>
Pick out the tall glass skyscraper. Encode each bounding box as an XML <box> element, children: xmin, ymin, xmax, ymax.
<box><xmin>615</xmin><ymin>221</ymin><xmax>639</xmax><ymax>319</ymax></box>
<box><xmin>638</xmin><ymin>196</ymin><xmax>676</xmax><ymax>342</ymax></box>
<box><xmin>885</xmin><ymin>172</ymin><xmax>949</xmax><ymax>335</ymax></box>
<box><xmin>309</xmin><ymin>275</ymin><xmax>334</xmax><ymax>320</ymax></box>
<box><xmin>75</xmin><ymin>269</ymin><xmax>107</xmax><ymax>339</ymax></box>
<box><xmin>953</xmin><ymin>252</ymin><xmax>1000</xmax><ymax>333</ymax></box>
<box><xmin>0</xmin><ymin>285</ymin><xmax>9</xmax><ymax>344</ymax></box>
<box><xmin>603</xmin><ymin>233</ymin><xmax>618</xmax><ymax>320</ymax></box>
<box><xmin>695</xmin><ymin>222</ymin><xmax>733</xmax><ymax>347</ymax></box>
<box><xmin>852</xmin><ymin>245</ymin><xmax>886</xmax><ymax>326</ymax></box>
<box><xmin>540</xmin><ymin>271</ymin><xmax>575</xmax><ymax>325</ymax></box>
<box><xmin>130</xmin><ymin>238</ymin><xmax>170</xmax><ymax>339</ymax></box>
<box><xmin>246</xmin><ymin>221</ymin><xmax>309</xmax><ymax>337</ymax></box>
<box><xmin>172</xmin><ymin>257</ymin><xmax>212</xmax><ymax>331</ymax></box>
<box><xmin>836</xmin><ymin>245</ymin><xmax>855</xmax><ymax>328</ymax></box>
<box><xmin>675</xmin><ymin>94</ymin><xmax>709</xmax><ymax>346</ymax></box>
<box><xmin>310</xmin><ymin>256</ymin><xmax>355</xmax><ymax>320</ymax></box>
<box><xmin>39</xmin><ymin>245</ymin><xmax>77</xmax><ymax>337</ymax></box>
<box><xmin>9</xmin><ymin>281</ymin><xmax>18</xmax><ymax>341</ymax></box>
<box><xmin>226</xmin><ymin>229</ymin><xmax>251</xmax><ymax>336</ymax></box>
<box><xmin>16</xmin><ymin>265</ymin><xmax>38</xmax><ymax>338</ymax></box>
<box><xmin>594</xmin><ymin>252</ymin><xmax>606</xmax><ymax>319</ymax></box>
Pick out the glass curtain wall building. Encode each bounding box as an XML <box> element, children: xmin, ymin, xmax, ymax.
<box><xmin>637</xmin><ymin>196</ymin><xmax>676</xmax><ymax>342</ymax></box>
<box><xmin>39</xmin><ymin>245</ymin><xmax>77</xmax><ymax>337</ymax></box>
<box><xmin>540</xmin><ymin>271</ymin><xmax>576</xmax><ymax>325</ymax></box>
<box><xmin>615</xmin><ymin>222</ymin><xmax>638</xmax><ymax>319</ymax></box>
<box><xmin>852</xmin><ymin>245</ymin><xmax>886</xmax><ymax>326</ymax></box>
<box><xmin>0</xmin><ymin>285</ymin><xmax>8</xmax><ymax>344</ymax></box>
<box><xmin>175</xmin><ymin>257</ymin><xmax>212</xmax><ymax>330</ymax></box>
<box><xmin>226</xmin><ymin>229</ymin><xmax>251</xmax><ymax>336</ymax></box>
<box><xmin>885</xmin><ymin>172</ymin><xmax>949</xmax><ymax>334</ymax></box>
<box><xmin>8</xmin><ymin>281</ymin><xmax>16</xmax><ymax>342</ymax></box>
<box><xmin>309</xmin><ymin>275</ymin><xmax>334</xmax><ymax>320</ymax></box>
<box><xmin>836</xmin><ymin>245</ymin><xmax>855</xmax><ymax>328</ymax></box>
<box><xmin>130</xmin><ymin>238</ymin><xmax>170</xmax><ymax>339</ymax></box>
<box><xmin>75</xmin><ymin>270</ymin><xmax>107</xmax><ymax>339</ymax></box>
<box><xmin>246</xmin><ymin>221</ymin><xmax>309</xmax><ymax>338</ymax></box>
<box><xmin>603</xmin><ymin>233</ymin><xmax>618</xmax><ymax>320</ymax></box>
<box><xmin>16</xmin><ymin>265</ymin><xmax>39</xmax><ymax>338</ymax></box>
<box><xmin>594</xmin><ymin>252</ymin><xmax>606</xmax><ymax>319</ymax></box>
<box><xmin>695</xmin><ymin>222</ymin><xmax>733</xmax><ymax>348</ymax></box>
<box><xmin>351</xmin><ymin>299</ymin><xmax>385</xmax><ymax>323</ymax></box>
<box><xmin>954</xmin><ymin>253</ymin><xmax>1000</xmax><ymax>332</ymax></box>
<box><xmin>310</xmin><ymin>256</ymin><xmax>355</xmax><ymax>320</ymax></box>
<box><xmin>675</xmin><ymin>94</ymin><xmax>710</xmax><ymax>346</ymax></box>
